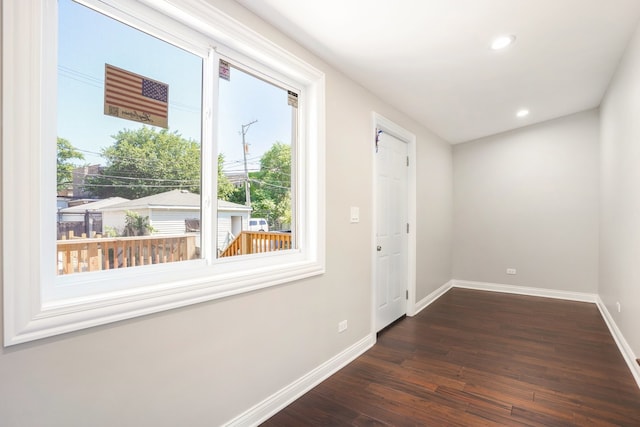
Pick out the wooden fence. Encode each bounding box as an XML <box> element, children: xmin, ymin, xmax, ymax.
<box><xmin>57</xmin><ymin>220</ymin><xmax>103</xmax><ymax>240</ymax></box>
<box><xmin>57</xmin><ymin>233</ymin><xmax>197</xmax><ymax>275</ymax></box>
<box><xmin>219</xmin><ymin>231</ymin><xmax>292</xmax><ymax>258</ymax></box>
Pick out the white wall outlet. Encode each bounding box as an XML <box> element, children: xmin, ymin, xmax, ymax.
<box><xmin>506</xmin><ymin>268</ymin><xmax>517</xmax><ymax>275</ymax></box>
<box><xmin>350</xmin><ymin>207</ymin><xmax>359</xmax><ymax>223</ymax></box>
<box><xmin>338</xmin><ymin>320</ymin><xmax>348</xmax><ymax>333</ymax></box>
<box><xmin>616</xmin><ymin>301</ymin><xmax>621</xmax><ymax>313</ymax></box>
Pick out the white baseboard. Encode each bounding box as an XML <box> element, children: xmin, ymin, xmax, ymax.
<box><xmin>227</xmin><ymin>279</ymin><xmax>638</xmax><ymax>427</ymax></box>
<box><xmin>595</xmin><ymin>296</ymin><xmax>640</xmax><ymax>389</ymax></box>
<box><xmin>225</xmin><ymin>333</ymin><xmax>376</xmax><ymax>427</ymax></box>
<box><xmin>453</xmin><ymin>279</ymin><xmax>639</xmax><ymax>390</ymax></box>
<box><xmin>413</xmin><ymin>280</ymin><xmax>453</xmax><ymax>316</ymax></box>
<box><xmin>452</xmin><ymin>279</ymin><xmax>598</xmax><ymax>303</ymax></box>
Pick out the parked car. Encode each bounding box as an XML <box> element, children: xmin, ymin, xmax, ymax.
<box><xmin>248</xmin><ymin>218</ymin><xmax>269</xmax><ymax>232</ymax></box>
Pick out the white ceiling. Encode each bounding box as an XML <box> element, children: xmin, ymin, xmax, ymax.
<box><xmin>235</xmin><ymin>0</ymin><xmax>640</xmax><ymax>143</ymax></box>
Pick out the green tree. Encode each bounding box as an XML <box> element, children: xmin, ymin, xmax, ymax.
<box><xmin>122</xmin><ymin>210</ymin><xmax>155</xmax><ymax>236</ymax></box>
<box><xmin>57</xmin><ymin>137</ymin><xmax>84</xmax><ymax>191</ymax></box>
<box><xmin>217</xmin><ymin>153</ymin><xmax>237</xmax><ymax>201</ymax></box>
<box><xmin>227</xmin><ymin>177</ymin><xmax>250</xmax><ymax>206</ymax></box>
<box><xmin>250</xmin><ymin>142</ymin><xmax>292</xmax><ymax>229</ymax></box>
<box><xmin>84</xmin><ymin>127</ymin><xmax>200</xmax><ymax>199</ymax></box>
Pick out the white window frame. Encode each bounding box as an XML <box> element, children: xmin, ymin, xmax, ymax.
<box><xmin>3</xmin><ymin>0</ymin><xmax>325</xmax><ymax>346</ymax></box>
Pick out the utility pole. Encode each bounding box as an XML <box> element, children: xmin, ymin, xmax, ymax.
<box><xmin>241</xmin><ymin>120</ymin><xmax>258</xmax><ymax>206</ymax></box>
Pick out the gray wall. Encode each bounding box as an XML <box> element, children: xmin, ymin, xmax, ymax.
<box><xmin>453</xmin><ymin>110</ymin><xmax>600</xmax><ymax>293</ymax></box>
<box><xmin>600</xmin><ymin>22</ymin><xmax>640</xmax><ymax>357</ymax></box>
<box><xmin>416</xmin><ymin>136</ymin><xmax>453</xmax><ymax>301</ymax></box>
<box><xmin>0</xmin><ymin>0</ymin><xmax>453</xmax><ymax>425</ymax></box>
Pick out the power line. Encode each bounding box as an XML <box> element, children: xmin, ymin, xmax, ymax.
<box><xmin>75</xmin><ymin>148</ymin><xmax>104</xmax><ymax>157</ymax></box>
<box><xmin>249</xmin><ymin>178</ymin><xmax>290</xmax><ymax>190</ymax></box>
<box><xmin>58</xmin><ymin>64</ymin><xmax>201</xmax><ymax>113</ymax></box>
<box><xmin>80</xmin><ymin>172</ymin><xmax>199</xmax><ymax>183</ymax></box>
<box><xmin>75</xmin><ymin>148</ymin><xmax>199</xmax><ymax>166</ymax></box>
<box><xmin>77</xmin><ymin>183</ymin><xmax>197</xmax><ymax>189</ymax></box>
<box><xmin>73</xmin><ymin>140</ymin><xmax>257</xmax><ymax>172</ymax></box>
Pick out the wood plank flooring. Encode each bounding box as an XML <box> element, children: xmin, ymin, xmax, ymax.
<box><xmin>261</xmin><ymin>288</ymin><xmax>640</xmax><ymax>426</ymax></box>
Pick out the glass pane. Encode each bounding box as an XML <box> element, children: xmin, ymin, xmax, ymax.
<box><xmin>56</xmin><ymin>0</ymin><xmax>203</xmax><ymax>274</ymax></box>
<box><xmin>217</xmin><ymin>64</ymin><xmax>296</xmax><ymax>257</ymax></box>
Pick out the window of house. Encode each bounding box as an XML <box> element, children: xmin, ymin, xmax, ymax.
<box><xmin>3</xmin><ymin>0</ymin><xmax>325</xmax><ymax>345</ymax></box>
<box><xmin>217</xmin><ymin>63</ymin><xmax>296</xmax><ymax>257</ymax></box>
<box><xmin>57</xmin><ymin>0</ymin><xmax>204</xmax><ymax>275</ymax></box>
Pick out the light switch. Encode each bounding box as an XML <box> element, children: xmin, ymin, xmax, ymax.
<box><xmin>350</xmin><ymin>207</ymin><xmax>360</xmax><ymax>223</ymax></box>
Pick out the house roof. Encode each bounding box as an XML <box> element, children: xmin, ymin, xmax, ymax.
<box><xmin>59</xmin><ymin>197</ymin><xmax>129</xmax><ymax>213</ymax></box>
<box><xmin>102</xmin><ymin>189</ymin><xmax>252</xmax><ymax>212</ymax></box>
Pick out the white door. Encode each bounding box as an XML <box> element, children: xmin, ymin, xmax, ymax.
<box><xmin>231</xmin><ymin>216</ymin><xmax>242</xmax><ymax>236</ymax></box>
<box><xmin>375</xmin><ymin>132</ymin><xmax>409</xmax><ymax>331</ymax></box>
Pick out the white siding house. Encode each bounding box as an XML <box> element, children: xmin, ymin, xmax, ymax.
<box><xmin>58</xmin><ymin>197</ymin><xmax>129</xmax><ymax>223</ymax></box>
<box><xmin>101</xmin><ymin>190</ymin><xmax>252</xmax><ymax>251</ymax></box>
<box><xmin>217</xmin><ymin>200</ymin><xmax>253</xmax><ymax>251</ymax></box>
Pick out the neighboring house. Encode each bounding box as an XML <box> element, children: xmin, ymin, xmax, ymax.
<box><xmin>217</xmin><ymin>199</ymin><xmax>253</xmax><ymax>250</ymax></box>
<box><xmin>58</xmin><ymin>197</ymin><xmax>129</xmax><ymax>223</ymax></box>
<box><xmin>56</xmin><ymin>164</ymin><xmax>102</xmax><ymax>198</ymax></box>
<box><xmin>72</xmin><ymin>164</ymin><xmax>102</xmax><ymax>198</ymax></box>
<box><xmin>57</xmin><ymin>197</ymin><xmax>129</xmax><ymax>238</ymax></box>
<box><xmin>101</xmin><ymin>189</ymin><xmax>252</xmax><ymax>251</ymax></box>
<box><xmin>224</xmin><ymin>172</ymin><xmax>247</xmax><ymax>187</ymax></box>
<box><xmin>56</xmin><ymin>197</ymin><xmax>70</xmax><ymax>210</ymax></box>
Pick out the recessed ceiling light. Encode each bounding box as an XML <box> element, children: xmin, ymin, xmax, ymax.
<box><xmin>491</xmin><ymin>35</ymin><xmax>516</xmax><ymax>50</ymax></box>
<box><xmin>516</xmin><ymin>109</ymin><xmax>529</xmax><ymax>118</ymax></box>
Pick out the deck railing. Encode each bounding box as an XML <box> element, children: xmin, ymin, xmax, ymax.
<box><xmin>219</xmin><ymin>231</ymin><xmax>292</xmax><ymax>258</ymax></box>
<box><xmin>57</xmin><ymin>233</ymin><xmax>197</xmax><ymax>275</ymax></box>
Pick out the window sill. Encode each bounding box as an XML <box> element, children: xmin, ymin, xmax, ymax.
<box><xmin>8</xmin><ymin>257</ymin><xmax>324</xmax><ymax>346</ymax></box>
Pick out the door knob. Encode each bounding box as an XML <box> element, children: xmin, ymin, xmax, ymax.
<box><xmin>377</xmin><ymin>246</ymin><xmax>382</xmax><ymax>251</ymax></box>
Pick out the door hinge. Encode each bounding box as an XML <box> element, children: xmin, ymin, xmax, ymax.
<box><xmin>406</xmin><ymin>223</ymin><xmax>410</xmax><ymax>234</ymax></box>
<box><xmin>406</xmin><ymin>290</ymin><xmax>409</xmax><ymax>300</ymax></box>
<box><xmin>406</xmin><ymin>156</ymin><xmax>409</xmax><ymax>166</ymax></box>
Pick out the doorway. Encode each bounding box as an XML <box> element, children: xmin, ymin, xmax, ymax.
<box><xmin>231</xmin><ymin>215</ymin><xmax>243</xmax><ymax>237</ymax></box>
<box><xmin>374</xmin><ymin>117</ymin><xmax>413</xmax><ymax>332</ymax></box>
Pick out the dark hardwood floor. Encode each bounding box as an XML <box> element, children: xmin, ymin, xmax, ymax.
<box><xmin>262</xmin><ymin>288</ymin><xmax>640</xmax><ymax>426</ymax></box>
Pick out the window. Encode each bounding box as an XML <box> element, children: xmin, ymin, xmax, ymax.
<box><xmin>3</xmin><ymin>0</ymin><xmax>325</xmax><ymax>346</ymax></box>
<box><xmin>216</xmin><ymin>63</ymin><xmax>296</xmax><ymax>257</ymax></box>
<box><xmin>57</xmin><ymin>0</ymin><xmax>205</xmax><ymax>274</ymax></box>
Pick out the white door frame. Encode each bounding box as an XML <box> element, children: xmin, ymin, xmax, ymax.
<box><xmin>371</xmin><ymin>112</ymin><xmax>417</xmax><ymax>334</ymax></box>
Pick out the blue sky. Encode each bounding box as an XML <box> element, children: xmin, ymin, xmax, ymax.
<box><xmin>58</xmin><ymin>0</ymin><xmax>292</xmax><ymax>172</ymax></box>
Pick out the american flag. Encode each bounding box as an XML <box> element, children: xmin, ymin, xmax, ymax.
<box><xmin>104</xmin><ymin>64</ymin><xmax>169</xmax><ymax>128</ymax></box>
